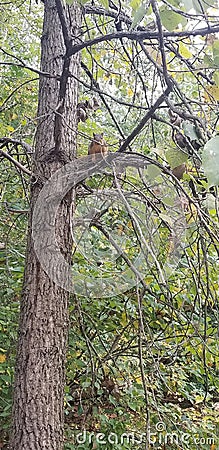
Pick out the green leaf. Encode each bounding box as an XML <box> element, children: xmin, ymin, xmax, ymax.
<box><xmin>213</xmin><ymin>70</ymin><xmax>219</xmax><ymax>86</ymax></box>
<box><xmin>147</xmin><ymin>164</ymin><xmax>162</xmax><ymax>180</ymax></box>
<box><xmin>130</xmin><ymin>3</ymin><xmax>148</xmax><ymax>30</ymax></box>
<box><xmin>192</xmin><ymin>0</ymin><xmax>215</xmax><ymax>12</ymax></box>
<box><xmin>167</xmin><ymin>0</ymin><xmax>182</xmax><ymax>6</ymax></box>
<box><xmin>160</xmin><ymin>8</ymin><xmax>187</xmax><ymax>31</ymax></box>
<box><xmin>159</xmin><ymin>213</ymin><xmax>173</xmax><ymax>227</ymax></box>
<box><xmin>192</xmin><ymin>0</ymin><xmax>204</xmax><ymax>13</ymax></box>
<box><xmin>99</xmin><ymin>0</ymin><xmax>109</xmax><ymax>9</ymax></box>
<box><xmin>203</xmin><ymin>54</ymin><xmax>214</xmax><ymax>68</ymax></box>
<box><xmin>181</xmin><ymin>0</ymin><xmax>193</xmax><ymax>11</ymax></box>
<box><xmin>182</xmin><ymin>122</ymin><xmax>199</xmax><ymax>141</ymax></box>
<box><xmin>202</xmin><ymin>136</ymin><xmax>219</xmax><ymax>186</ymax></box>
<box><xmin>130</xmin><ymin>0</ymin><xmax>141</xmax><ymax>12</ymax></box>
<box><xmin>165</xmin><ymin>147</ymin><xmax>188</xmax><ymax>168</ymax></box>
<box><xmin>213</xmin><ymin>40</ymin><xmax>219</xmax><ymax>67</ymax></box>
<box><xmin>72</xmin><ymin>0</ymin><xmax>87</xmax><ymax>4</ymax></box>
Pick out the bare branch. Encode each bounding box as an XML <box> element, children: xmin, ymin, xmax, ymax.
<box><xmin>0</xmin><ymin>137</ymin><xmax>32</xmax><ymax>154</ymax></box>
<box><xmin>0</xmin><ymin>137</ymin><xmax>33</xmax><ymax>153</ymax></box>
<box><xmin>0</xmin><ymin>78</ymin><xmax>38</xmax><ymax>112</ymax></box>
<box><xmin>70</xmin><ymin>68</ymin><xmax>149</xmax><ymax>109</ymax></box>
<box><xmin>118</xmin><ymin>85</ymin><xmax>172</xmax><ymax>152</ymax></box>
<box><xmin>54</xmin><ymin>0</ymin><xmax>79</xmax><ymax>153</ymax></box>
<box><xmin>151</xmin><ymin>0</ymin><xmax>170</xmax><ymax>87</ymax></box>
<box><xmin>69</xmin><ymin>24</ymin><xmax>219</xmax><ymax>57</ymax></box>
<box><xmin>0</xmin><ymin>148</ymin><xmax>31</xmax><ymax>176</ymax></box>
<box><xmin>81</xmin><ymin>62</ymin><xmax>126</xmax><ymax>140</ymax></box>
<box><xmin>0</xmin><ymin>48</ymin><xmax>57</xmax><ymax>79</ymax></box>
<box><xmin>4</xmin><ymin>203</ymin><xmax>28</xmax><ymax>214</ymax></box>
<box><xmin>55</xmin><ymin>0</ymin><xmax>72</xmax><ymax>49</ymax></box>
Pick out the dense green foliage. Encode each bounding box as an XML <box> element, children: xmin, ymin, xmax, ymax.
<box><xmin>1</xmin><ymin>0</ymin><xmax>219</xmax><ymax>448</ymax></box>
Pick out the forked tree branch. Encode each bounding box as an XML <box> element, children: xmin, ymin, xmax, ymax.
<box><xmin>0</xmin><ymin>137</ymin><xmax>32</xmax><ymax>154</ymax></box>
<box><xmin>69</xmin><ymin>24</ymin><xmax>219</xmax><ymax>56</ymax></box>
<box><xmin>0</xmin><ymin>148</ymin><xmax>31</xmax><ymax>176</ymax></box>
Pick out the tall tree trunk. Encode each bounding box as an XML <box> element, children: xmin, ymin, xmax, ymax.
<box><xmin>10</xmin><ymin>1</ymin><xmax>81</xmax><ymax>448</ymax></box>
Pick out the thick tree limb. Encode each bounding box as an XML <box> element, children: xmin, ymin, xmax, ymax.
<box><xmin>69</xmin><ymin>24</ymin><xmax>219</xmax><ymax>56</ymax></box>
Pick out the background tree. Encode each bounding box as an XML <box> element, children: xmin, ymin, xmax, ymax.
<box><xmin>0</xmin><ymin>0</ymin><xmax>219</xmax><ymax>449</ymax></box>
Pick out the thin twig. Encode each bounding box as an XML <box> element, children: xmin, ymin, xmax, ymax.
<box><xmin>0</xmin><ymin>149</ymin><xmax>31</xmax><ymax>176</ymax></box>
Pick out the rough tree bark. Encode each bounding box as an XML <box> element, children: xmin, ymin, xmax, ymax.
<box><xmin>10</xmin><ymin>0</ymin><xmax>81</xmax><ymax>448</ymax></box>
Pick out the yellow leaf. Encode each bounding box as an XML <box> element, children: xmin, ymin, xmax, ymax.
<box><xmin>133</xmin><ymin>320</ymin><xmax>139</xmax><ymax>329</ymax></box>
<box><xmin>0</xmin><ymin>353</ymin><xmax>6</xmax><ymax>363</ymax></box>
<box><xmin>205</xmin><ymin>85</ymin><xmax>219</xmax><ymax>101</ymax></box>
<box><xmin>121</xmin><ymin>311</ymin><xmax>128</xmax><ymax>326</ymax></box>
<box><xmin>145</xmin><ymin>275</ymin><xmax>154</xmax><ymax>283</ymax></box>
<box><xmin>134</xmin><ymin>376</ymin><xmax>142</xmax><ymax>384</ymax></box>
<box><xmin>210</xmin><ymin>444</ymin><xmax>216</xmax><ymax>450</ymax></box>
<box><xmin>127</xmin><ymin>88</ymin><xmax>134</xmax><ymax>97</ymax></box>
<box><xmin>117</xmin><ymin>224</ymin><xmax>124</xmax><ymax>235</ymax></box>
<box><xmin>178</xmin><ymin>42</ymin><xmax>192</xmax><ymax>59</ymax></box>
<box><xmin>185</xmin><ymin>203</ymin><xmax>197</xmax><ymax>223</ymax></box>
<box><xmin>7</xmin><ymin>125</ymin><xmax>15</xmax><ymax>132</ymax></box>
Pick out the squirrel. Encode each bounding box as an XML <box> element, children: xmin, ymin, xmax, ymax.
<box><xmin>88</xmin><ymin>133</ymin><xmax>108</xmax><ymax>159</ymax></box>
<box><xmin>77</xmin><ymin>98</ymin><xmax>100</xmax><ymax>123</ymax></box>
